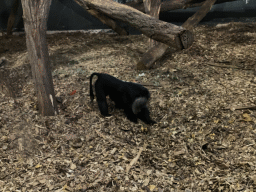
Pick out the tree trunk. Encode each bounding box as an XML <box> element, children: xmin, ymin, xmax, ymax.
<box><xmin>21</xmin><ymin>0</ymin><xmax>58</xmax><ymax>116</ymax></box>
<box><xmin>143</xmin><ymin>0</ymin><xmax>161</xmax><ymax>47</ymax></box>
<box><xmin>137</xmin><ymin>0</ymin><xmax>216</xmax><ymax>69</ymax></box>
<box><xmin>7</xmin><ymin>0</ymin><xmax>19</xmax><ymax>36</ymax></box>
<box><xmin>143</xmin><ymin>0</ymin><xmax>161</xmax><ymax>19</ymax></box>
<box><xmin>126</xmin><ymin>0</ymin><xmax>237</xmax><ymax>13</ymax></box>
<box><xmin>74</xmin><ymin>0</ymin><xmax>193</xmax><ymax>50</ymax></box>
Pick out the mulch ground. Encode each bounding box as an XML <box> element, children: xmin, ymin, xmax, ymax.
<box><xmin>0</xmin><ymin>22</ymin><xmax>256</xmax><ymax>191</ymax></box>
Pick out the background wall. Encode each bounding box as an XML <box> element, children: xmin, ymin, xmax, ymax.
<box><xmin>0</xmin><ymin>0</ymin><xmax>255</xmax><ymax>34</ymax></box>
<box><xmin>162</xmin><ymin>0</ymin><xmax>256</xmax><ymax>26</ymax></box>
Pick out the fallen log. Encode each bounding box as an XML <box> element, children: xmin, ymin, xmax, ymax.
<box><xmin>74</xmin><ymin>0</ymin><xmax>193</xmax><ymax>50</ymax></box>
<box><xmin>126</xmin><ymin>0</ymin><xmax>238</xmax><ymax>13</ymax></box>
<box><xmin>137</xmin><ymin>0</ymin><xmax>217</xmax><ymax>69</ymax></box>
<box><xmin>58</xmin><ymin>0</ymin><xmax>128</xmax><ymax>35</ymax></box>
<box><xmin>86</xmin><ymin>8</ymin><xmax>128</xmax><ymax>35</ymax></box>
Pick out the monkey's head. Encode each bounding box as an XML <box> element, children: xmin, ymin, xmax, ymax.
<box><xmin>132</xmin><ymin>97</ymin><xmax>148</xmax><ymax>114</ymax></box>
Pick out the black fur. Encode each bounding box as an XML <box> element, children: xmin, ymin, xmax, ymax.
<box><xmin>90</xmin><ymin>73</ymin><xmax>156</xmax><ymax>125</ymax></box>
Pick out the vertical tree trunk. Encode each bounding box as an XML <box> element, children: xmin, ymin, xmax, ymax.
<box><xmin>21</xmin><ymin>0</ymin><xmax>58</xmax><ymax>116</ymax></box>
<box><xmin>143</xmin><ymin>0</ymin><xmax>161</xmax><ymax>47</ymax></box>
<box><xmin>7</xmin><ymin>0</ymin><xmax>19</xmax><ymax>36</ymax></box>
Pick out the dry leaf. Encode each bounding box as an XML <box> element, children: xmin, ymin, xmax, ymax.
<box><xmin>35</xmin><ymin>164</ymin><xmax>42</xmax><ymax>168</ymax></box>
<box><xmin>242</xmin><ymin>113</ymin><xmax>252</xmax><ymax>122</ymax></box>
<box><xmin>149</xmin><ymin>185</ymin><xmax>156</xmax><ymax>190</ymax></box>
<box><xmin>70</xmin><ymin>163</ymin><xmax>76</xmax><ymax>170</ymax></box>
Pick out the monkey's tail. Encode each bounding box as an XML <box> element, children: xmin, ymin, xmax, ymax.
<box><xmin>132</xmin><ymin>97</ymin><xmax>147</xmax><ymax>114</ymax></box>
<box><xmin>90</xmin><ymin>73</ymin><xmax>100</xmax><ymax>102</ymax></box>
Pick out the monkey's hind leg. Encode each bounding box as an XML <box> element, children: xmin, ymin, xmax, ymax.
<box><xmin>95</xmin><ymin>85</ymin><xmax>111</xmax><ymax>117</ymax></box>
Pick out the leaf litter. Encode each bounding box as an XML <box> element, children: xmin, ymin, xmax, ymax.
<box><xmin>0</xmin><ymin>22</ymin><xmax>256</xmax><ymax>191</ymax></box>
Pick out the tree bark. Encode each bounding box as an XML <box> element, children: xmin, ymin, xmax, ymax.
<box><xmin>84</xmin><ymin>7</ymin><xmax>128</xmax><ymax>35</ymax></box>
<box><xmin>21</xmin><ymin>0</ymin><xmax>58</xmax><ymax>116</ymax></box>
<box><xmin>73</xmin><ymin>0</ymin><xmax>128</xmax><ymax>35</ymax></box>
<box><xmin>7</xmin><ymin>0</ymin><xmax>19</xmax><ymax>36</ymax></box>
<box><xmin>143</xmin><ymin>0</ymin><xmax>161</xmax><ymax>19</ymax></box>
<box><xmin>143</xmin><ymin>0</ymin><xmax>161</xmax><ymax>47</ymax></box>
<box><xmin>137</xmin><ymin>43</ymin><xmax>172</xmax><ymax>70</ymax></box>
<box><xmin>87</xmin><ymin>9</ymin><xmax>128</xmax><ymax>35</ymax></box>
<box><xmin>126</xmin><ymin>0</ymin><xmax>237</xmax><ymax>13</ymax></box>
<box><xmin>137</xmin><ymin>0</ymin><xmax>216</xmax><ymax>69</ymax></box>
<box><xmin>75</xmin><ymin>0</ymin><xmax>193</xmax><ymax>50</ymax></box>
<box><xmin>182</xmin><ymin>0</ymin><xmax>217</xmax><ymax>30</ymax></box>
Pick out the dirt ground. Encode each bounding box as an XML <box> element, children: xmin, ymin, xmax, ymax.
<box><xmin>0</xmin><ymin>22</ymin><xmax>256</xmax><ymax>191</ymax></box>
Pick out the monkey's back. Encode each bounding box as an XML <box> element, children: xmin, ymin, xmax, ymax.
<box><xmin>96</xmin><ymin>73</ymin><xmax>149</xmax><ymax>107</ymax></box>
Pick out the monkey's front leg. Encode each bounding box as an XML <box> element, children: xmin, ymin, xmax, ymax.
<box><xmin>124</xmin><ymin>108</ymin><xmax>138</xmax><ymax>123</ymax></box>
<box><xmin>137</xmin><ymin>107</ymin><xmax>156</xmax><ymax>125</ymax></box>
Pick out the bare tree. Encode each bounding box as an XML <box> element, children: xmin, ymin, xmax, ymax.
<box><xmin>21</xmin><ymin>0</ymin><xmax>58</xmax><ymax>116</ymax></box>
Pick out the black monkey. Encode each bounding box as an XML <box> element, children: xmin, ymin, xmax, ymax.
<box><xmin>90</xmin><ymin>73</ymin><xmax>156</xmax><ymax>125</ymax></box>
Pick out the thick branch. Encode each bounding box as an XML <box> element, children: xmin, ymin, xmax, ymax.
<box><xmin>75</xmin><ymin>0</ymin><xmax>193</xmax><ymax>49</ymax></box>
<box><xmin>182</xmin><ymin>0</ymin><xmax>217</xmax><ymax>30</ymax></box>
<box><xmin>86</xmin><ymin>8</ymin><xmax>128</xmax><ymax>35</ymax></box>
<box><xmin>137</xmin><ymin>43</ymin><xmax>170</xmax><ymax>70</ymax></box>
<box><xmin>58</xmin><ymin>0</ymin><xmax>128</xmax><ymax>35</ymax></box>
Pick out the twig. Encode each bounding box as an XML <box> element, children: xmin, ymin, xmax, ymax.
<box><xmin>205</xmin><ymin>63</ymin><xmax>253</xmax><ymax>70</ymax></box>
<box><xmin>224</xmin><ymin>105</ymin><xmax>256</xmax><ymax>110</ymax></box>
<box><xmin>0</xmin><ymin>57</ymin><xmax>7</xmax><ymax>67</ymax></box>
<box><xmin>126</xmin><ymin>143</ymin><xmax>147</xmax><ymax>173</ymax></box>
<box><xmin>95</xmin><ymin>129</ymin><xmax>125</xmax><ymax>146</ymax></box>
<box><xmin>136</xmin><ymin>81</ymin><xmax>156</xmax><ymax>87</ymax></box>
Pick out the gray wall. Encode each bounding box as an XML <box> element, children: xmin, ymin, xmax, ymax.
<box><xmin>0</xmin><ymin>0</ymin><xmax>255</xmax><ymax>32</ymax></box>
<box><xmin>161</xmin><ymin>0</ymin><xmax>256</xmax><ymax>26</ymax></box>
